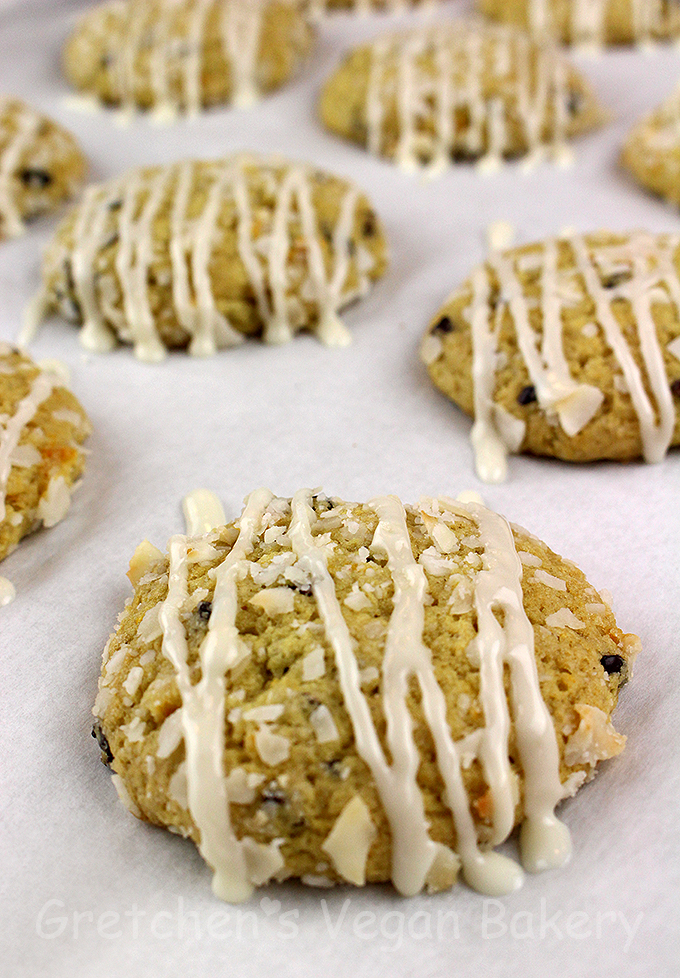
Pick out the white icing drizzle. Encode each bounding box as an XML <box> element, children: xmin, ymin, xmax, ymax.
<box><xmin>467</xmin><ymin>232</ymin><xmax>679</xmax><ymax>480</ymax></box>
<box><xmin>362</xmin><ymin>22</ymin><xmax>574</xmax><ymax>174</ymax></box>
<box><xmin>149</xmin><ymin>488</ymin><xmax>579</xmax><ymax>900</ymax></box>
<box><xmin>0</xmin><ymin>575</ymin><xmax>16</xmax><ymax>607</ymax></box>
<box><xmin>28</xmin><ymin>158</ymin><xmax>366</xmax><ymax>357</ymax></box>
<box><xmin>527</xmin><ymin>0</ymin><xmax>668</xmax><ymax>47</ymax></box>
<box><xmin>159</xmin><ymin>487</ymin><xmax>274</xmax><ymax>902</ymax></box>
<box><xmin>93</xmin><ymin>0</ymin><xmax>269</xmax><ymax>118</ymax></box>
<box><xmin>0</xmin><ymin>101</ymin><xmax>40</xmax><ymax>238</ymax></box>
<box><xmin>0</xmin><ymin>368</ymin><xmax>55</xmax><ymax>522</ymax></box>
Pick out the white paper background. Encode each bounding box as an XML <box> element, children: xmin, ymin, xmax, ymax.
<box><xmin>0</xmin><ymin>2</ymin><xmax>679</xmax><ymax>976</ymax></box>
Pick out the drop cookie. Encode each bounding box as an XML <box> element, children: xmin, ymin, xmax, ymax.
<box><xmin>0</xmin><ymin>98</ymin><xmax>86</xmax><ymax>241</ymax></box>
<box><xmin>319</xmin><ymin>21</ymin><xmax>603</xmax><ymax>174</ymax></box>
<box><xmin>93</xmin><ymin>487</ymin><xmax>638</xmax><ymax>902</ymax></box>
<box><xmin>421</xmin><ymin>231</ymin><xmax>680</xmax><ymax>482</ymax></box>
<box><xmin>21</xmin><ymin>155</ymin><xmax>388</xmax><ymax>361</ymax></box>
<box><xmin>477</xmin><ymin>0</ymin><xmax>680</xmax><ymax>46</ymax></box>
<box><xmin>0</xmin><ymin>345</ymin><xmax>91</xmax><ymax>587</ymax></box>
<box><xmin>621</xmin><ymin>83</ymin><xmax>680</xmax><ymax>209</ymax></box>
<box><xmin>63</xmin><ymin>0</ymin><xmax>315</xmax><ymax>119</ymax></box>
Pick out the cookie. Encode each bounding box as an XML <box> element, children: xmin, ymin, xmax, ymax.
<box><xmin>0</xmin><ymin>98</ymin><xmax>86</xmax><ymax>240</ymax></box>
<box><xmin>319</xmin><ymin>21</ymin><xmax>603</xmax><ymax>174</ymax></box>
<box><xmin>421</xmin><ymin>231</ymin><xmax>680</xmax><ymax>482</ymax></box>
<box><xmin>21</xmin><ymin>155</ymin><xmax>388</xmax><ymax>361</ymax></box>
<box><xmin>621</xmin><ymin>84</ymin><xmax>680</xmax><ymax>208</ymax></box>
<box><xmin>93</xmin><ymin>487</ymin><xmax>638</xmax><ymax>902</ymax></box>
<box><xmin>308</xmin><ymin>0</ymin><xmax>436</xmax><ymax>13</ymax></box>
<box><xmin>63</xmin><ymin>0</ymin><xmax>314</xmax><ymax>118</ymax></box>
<box><xmin>0</xmin><ymin>345</ymin><xmax>91</xmax><ymax>570</ymax></box>
<box><xmin>477</xmin><ymin>0</ymin><xmax>680</xmax><ymax>46</ymax></box>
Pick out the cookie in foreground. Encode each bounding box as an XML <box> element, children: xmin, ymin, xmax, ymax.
<box><xmin>421</xmin><ymin>230</ymin><xmax>680</xmax><ymax>482</ymax></box>
<box><xmin>21</xmin><ymin>155</ymin><xmax>388</xmax><ymax>361</ymax></box>
<box><xmin>0</xmin><ymin>98</ymin><xmax>86</xmax><ymax>240</ymax></box>
<box><xmin>93</xmin><ymin>487</ymin><xmax>638</xmax><ymax>901</ymax></box>
<box><xmin>0</xmin><ymin>345</ymin><xmax>91</xmax><ymax>601</ymax></box>
<box><xmin>63</xmin><ymin>0</ymin><xmax>314</xmax><ymax>118</ymax></box>
<box><xmin>319</xmin><ymin>20</ymin><xmax>603</xmax><ymax>175</ymax></box>
<box><xmin>477</xmin><ymin>0</ymin><xmax>680</xmax><ymax>46</ymax></box>
<box><xmin>621</xmin><ymin>83</ymin><xmax>680</xmax><ymax>209</ymax></box>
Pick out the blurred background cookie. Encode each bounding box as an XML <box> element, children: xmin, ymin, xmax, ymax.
<box><xmin>22</xmin><ymin>154</ymin><xmax>388</xmax><ymax>360</ymax></box>
<box><xmin>0</xmin><ymin>97</ymin><xmax>85</xmax><ymax>240</ymax></box>
<box><xmin>477</xmin><ymin>0</ymin><xmax>680</xmax><ymax>46</ymax></box>
<box><xmin>622</xmin><ymin>81</ymin><xmax>680</xmax><ymax>209</ymax></box>
<box><xmin>63</xmin><ymin>0</ymin><xmax>315</xmax><ymax>119</ymax></box>
<box><xmin>320</xmin><ymin>21</ymin><xmax>603</xmax><ymax>175</ymax></box>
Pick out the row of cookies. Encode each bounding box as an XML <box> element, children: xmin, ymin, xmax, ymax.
<box><xmin>3</xmin><ymin>13</ymin><xmax>680</xmax><ymax>244</ymax></box>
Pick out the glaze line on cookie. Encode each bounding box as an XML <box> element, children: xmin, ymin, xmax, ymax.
<box><xmin>148</xmin><ymin>488</ymin><xmax>575</xmax><ymax>900</ymax></box>
<box><xmin>21</xmin><ymin>156</ymin><xmax>382</xmax><ymax>359</ymax></box>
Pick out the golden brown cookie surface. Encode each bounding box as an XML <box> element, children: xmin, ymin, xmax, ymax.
<box><xmin>93</xmin><ymin>489</ymin><xmax>637</xmax><ymax>901</ymax></box>
<box><xmin>0</xmin><ymin>345</ymin><xmax>91</xmax><ymax>564</ymax></box>
<box><xmin>63</xmin><ymin>0</ymin><xmax>314</xmax><ymax>117</ymax></box>
<box><xmin>421</xmin><ymin>231</ymin><xmax>680</xmax><ymax>481</ymax></box>
<box><xmin>26</xmin><ymin>155</ymin><xmax>389</xmax><ymax>361</ymax></box>
<box><xmin>0</xmin><ymin>98</ymin><xmax>85</xmax><ymax>240</ymax></box>
<box><xmin>622</xmin><ymin>85</ymin><xmax>680</xmax><ymax>208</ymax></box>
<box><xmin>320</xmin><ymin>20</ymin><xmax>603</xmax><ymax>173</ymax></box>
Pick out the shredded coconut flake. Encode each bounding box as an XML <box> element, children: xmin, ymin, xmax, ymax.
<box><xmin>249</xmin><ymin>587</ymin><xmax>295</xmax><ymax>616</ymax></box>
<box><xmin>564</xmin><ymin>705</ymin><xmax>626</xmax><ymax>768</ymax></box>
<box><xmin>243</xmin><ymin>704</ymin><xmax>285</xmax><ymax>724</ymax></box>
<box><xmin>123</xmin><ymin>666</ymin><xmax>144</xmax><ymax>697</ymax></box>
<box><xmin>545</xmin><ymin>607</ymin><xmax>586</xmax><ymax>630</ymax></box>
<box><xmin>157</xmin><ymin>710</ymin><xmax>184</xmax><ymax>758</ymax></box>
<box><xmin>254</xmin><ymin>726</ymin><xmax>290</xmax><ymax>766</ymax></box>
<box><xmin>310</xmin><ymin>705</ymin><xmax>339</xmax><ymax>743</ymax></box>
<box><xmin>302</xmin><ymin>645</ymin><xmax>326</xmax><ymax>682</ymax></box>
<box><xmin>534</xmin><ymin>569</ymin><xmax>567</xmax><ymax>591</ymax></box>
<box><xmin>321</xmin><ymin>795</ymin><xmax>376</xmax><ymax>886</ymax></box>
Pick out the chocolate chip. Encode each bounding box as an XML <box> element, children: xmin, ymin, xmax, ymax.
<box><xmin>92</xmin><ymin>720</ymin><xmax>114</xmax><ymax>767</ymax></box>
<box><xmin>602</xmin><ymin>271</ymin><xmax>632</xmax><ymax>289</ymax></box>
<box><xmin>313</xmin><ymin>494</ymin><xmax>335</xmax><ymax>513</ymax></box>
<box><xmin>197</xmin><ymin>601</ymin><xmax>212</xmax><ymax>621</ymax></box>
<box><xmin>671</xmin><ymin>379</ymin><xmax>680</xmax><ymax>398</ymax></box>
<box><xmin>108</xmin><ymin>199</ymin><xmax>123</xmax><ymax>211</ymax></box>
<box><xmin>20</xmin><ymin>168</ymin><xmax>52</xmax><ymax>190</ymax></box>
<box><xmin>363</xmin><ymin>213</ymin><xmax>376</xmax><ymax>237</ymax></box>
<box><xmin>517</xmin><ymin>385</ymin><xmax>537</xmax><ymax>405</ymax></box>
<box><xmin>319</xmin><ymin>221</ymin><xmax>333</xmax><ymax>243</ymax></box>
<box><xmin>432</xmin><ymin>315</ymin><xmax>454</xmax><ymax>334</ymax></box>
<box><xmin>600</xmin><ymin>654</ymin><xmax>624</xmax><ymax>674</ymax></box>
<box><xmin>566</xmin><ymin>90</ymin><xmax>583</xmax><ymax>116</ymax></box>
<box><xmin>287</xmin><ymin>581</ymin><xmax>313</xmax><ymax>596</ymax></box>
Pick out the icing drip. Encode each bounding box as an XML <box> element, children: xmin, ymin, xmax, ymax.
<box><xmin>96</xmin><ymin>0</ymin><xmax>270</xmax><ymax>118</ymax></box>
<box><xmin>27</xmin><ymin>158</ymin><xmax>366</xmax><ymax>357</ymax></box>
<box><xmin>363</xmin><ymin>22</ymin><xmax>576</xmax><ymax>174</ymax></box>
<box><xmin>159</xmin><ymin>487</ymin><xmax>274</xmax><ymax>902</ymax></box>
<box><xmin>468</xmin><ymin>232</ymin><xmax>679</xmax><ymax>480</ymax></box>
<box><xmin>150</xmin><ymin>488</ymin><xmax>577</xmax><ymax>900</ymax></box>
<box><xmin>0</xmin><ymin>102</ymin><xmax>40</xmax><ymax>238</ymax></box>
